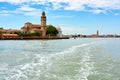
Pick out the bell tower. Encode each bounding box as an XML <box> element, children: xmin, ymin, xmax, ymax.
<box><xmin>41</xmin><ymin>11</ymin><xmax>46</xmax><ymax>36</ymax></box>
<box><xmin>97</xmin><ymin>30</ymin><xmax>99</xmax><ymax>37</ymax></box>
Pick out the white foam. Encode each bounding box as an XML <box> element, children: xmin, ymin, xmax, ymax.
<box><xmin>73</xmin><ymin>47</ymin><xmax>95</xmax><ymax>80</ymax></box>
<box><xmin>54</xmin><ymin>42</ymin><xmax>97</xmax><ymax>57</ymax></box>
<box><xmin>4</xmin><ymin>42</ymin><xmax>97</xmax><ymax>80</ymax></box>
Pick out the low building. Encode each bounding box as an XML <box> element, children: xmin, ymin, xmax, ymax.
<box><xmin>21</xmin><ymin>22</ymin><xmax>42</xmax><ymax>33</ymax></box>
<box><xmin>1</xmin><ymin>34</ymin><xmax>19</xmax><ymax>39</ymax></box>
<box><xmin>56</xmin><ymin>27</ymin><xmax>62</xmax><ymax>37</ymax></box>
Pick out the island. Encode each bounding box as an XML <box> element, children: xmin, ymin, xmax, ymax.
<box><xmin>0</xmin><ymin>11</ymin><xmax>69</xmax><ymax>40</ymax></box>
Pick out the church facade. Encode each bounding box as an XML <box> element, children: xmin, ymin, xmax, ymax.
<box><xmin>22</xmin><ymin>11</ymin><xmax>47</xmax><ymax>36</ymax></box>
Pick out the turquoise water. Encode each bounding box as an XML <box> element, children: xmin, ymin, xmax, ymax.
<box><xmin>0</xmin><ymin>38</ymin><xmax>120</xmax><ymax>80</ymax></box>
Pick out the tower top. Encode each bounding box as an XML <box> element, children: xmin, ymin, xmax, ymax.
<box><xmin>42</xmin><ymin>11</ymin><xmax>45</xmax><ymax>16</ymax></box>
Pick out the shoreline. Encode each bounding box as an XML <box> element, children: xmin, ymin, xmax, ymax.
<box><xmin>1</xmin><ymin>37</ymin><xmax>120</xmax><ymax>40</ymax></box>
<box><xmin>0</xmin><ymin>36</ymin><xmax>70</xmax><ymax>40</ymax></box>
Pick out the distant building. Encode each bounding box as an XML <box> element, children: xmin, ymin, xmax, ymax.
<box><xmin>56</xmin><ymin>27</ymin><xmax>62</xmax><ymax>37</ymax></box>
<box><xmin>1</xmin><ymin>34</ymin><xmax>19</xmax><ymax>39</ymax></box>
<box><xmin>97</xmin><ymin>30</ymin><xmax>99</xmax><ymax>37</ymax></box>
<box><xmin>22</xmin><ymin>11</ymin><xmax>47</xmax><ymax>36</ymax></box>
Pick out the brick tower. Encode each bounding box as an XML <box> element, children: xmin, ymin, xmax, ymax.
<box><xmin>97</xmin><ymin>30</ymin><xmax>99</xmax><ymax>37</ymax></box>
<box><xmin>41</xmin><ymin>11</ymin><xmax>46</xmax><ymax>36</ymax></box>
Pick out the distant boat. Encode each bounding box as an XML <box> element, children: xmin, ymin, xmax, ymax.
<box><xmin>74</xmin><ymin>36</ymin><xmax>76</xmax><ymax>39</ymax></box>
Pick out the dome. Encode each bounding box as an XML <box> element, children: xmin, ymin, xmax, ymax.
<box><xmin>56</xmin><ymin>27</ymin><xmax>62</xmax><ymax>31</ymax></box>
<box><xmin>25</xmin><ymin>22</ymin><xmax>32</xmax><ymax>24</ymax></box>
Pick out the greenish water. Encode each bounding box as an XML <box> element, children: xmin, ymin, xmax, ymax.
<box><xmin>0</xmin><ymin>38</ymin><xmax>120</xmax><ymax>80</ymax></box>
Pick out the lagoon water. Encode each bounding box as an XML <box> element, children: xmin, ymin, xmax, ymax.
<box><xmin>0</xmin><ymin>38</ymin><xmax>120</xmax><ymax>80</ymax></box>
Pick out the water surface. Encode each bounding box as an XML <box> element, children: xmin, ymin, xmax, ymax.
<box><xmin>0</xmin><ymin>38</ymin><xmax>120</xmax><ymax>80</ymax></box>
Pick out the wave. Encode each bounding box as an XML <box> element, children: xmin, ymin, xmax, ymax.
<box><xmin>73</xmin><ymin>47</ymin><xmax>95</xmax><ymax>80</ymax></box>
<box><xmin>4</xmin><ymin>41</ymin><xmax>97</xmax><ymax>80</ymax></box>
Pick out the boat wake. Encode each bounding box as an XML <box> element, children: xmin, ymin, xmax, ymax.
<box><xmin>3</xmin><ymin>42</ymin><xmax>97</xmax><ymax>80</ymax></box>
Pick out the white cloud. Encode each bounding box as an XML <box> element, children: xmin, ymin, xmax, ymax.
<box><xmin>0</xmin><ymin>10</ymin><xmax>11</xmax><ymax>16</ymax></box>
<box><xmin>0</xmin><ymin>0</ymin><xmax>26</xmax><ymax>4</ymax></box>
<box><xmin>0</xmin><ymin>5</ymin><xmax>42</xmax><ymax>16</ymax></box>
<box><xmin>18</xmin><ymin>5</ymin><xmax>36</xmax><ymax>11</ymax></box>
<box><xmin>90</xmin><ymin>9</ymin><xmax>107</xmax><ymax>14</ymax></box>
<box><xmin>16</xmin><ymin>5</ymin><xmax>42</xmax><ymax>16</ymax></box>
<box><xmin>0</xmin><ymin>0</ymin><xmax>48</xmax><ymax>4</ymax></box>
<box><xmin>63</xmin><ymin>0</ymin><xmax>120</xmax><ymax>13</ymax></box>
<box><xmin>0</xmin><ymin>0</ymin><xmax>120</xmax><ymax>14</ymax></box>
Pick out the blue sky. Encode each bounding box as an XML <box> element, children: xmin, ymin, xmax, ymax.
<box><xmin>0</xmin><ymin>0</ymin><xmax>120</xmax><ymax>35</ymax></box>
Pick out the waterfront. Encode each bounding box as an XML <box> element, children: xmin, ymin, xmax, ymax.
<box><xmin>0</xmin><ymin>38</ymin><xmax>120</xmax><ymax>80</ymax></box>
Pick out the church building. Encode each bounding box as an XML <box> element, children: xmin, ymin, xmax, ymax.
<box><xmin>22</xmin><ymin>11</ymin><xmax>47</xmax><ymax>36</ymax></box>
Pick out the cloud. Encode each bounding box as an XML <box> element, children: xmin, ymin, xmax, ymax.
<box><xmin>0</xmin><ymin>0</ymin><xmax>47</xmax><ymax>5</ymax></box>
<box><xmin>63</xmin><ymin>0</ymin><xmax>120</xmax><ymax>13</ymax></box>
<box><xmin>0</xmin><ymin>10</ymin><xmax>11</xmax><ymax>16</ymax></box>
<box><xmin>18</xmin><ymin>5</ymin><xmax>36</xmax><ymax>11</ymax></box>
<box><xmin>90</xmin><ymin>9</ymin><xmax>107</xmax><ymax>14</ymax></box>
<box><xmin>16</xmin><ymin>5</ymin><xmax>42</xmax><ymax>16</ymax></box>
<box><xmin>0</xmin><ymin>0</ymin><xmax>120</xmax><ymax>14</ymax></box>
<box><xmin>0</xmin><ymin>5</ymin><xmax>42</xmax><ymax>16</ymax></box>
<box><xmin>0</xmin><ymin>0</ymin><xmax>26</xmax><ymax>4</ymax></box>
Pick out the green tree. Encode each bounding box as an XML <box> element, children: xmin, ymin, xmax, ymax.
<box><xmin>16</xmin><ymin>31</ymin><xmax>42</xmax><ymax>37</ymax></box>
<box><xmin>34</xmin><ymin>31</ymin><xmax>42</xmax><ymax>36</ymax></box>
<box><xmin>0</xmin><ymin>27</ymin><xmax>3</xmax><ymax>29</ymax></box>
<box><xmin>46</xmin><ymin>25</ymin><xmax>58</xmax><ymax>36</ymax></box>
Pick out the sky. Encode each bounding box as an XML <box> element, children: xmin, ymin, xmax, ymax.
<box><xmin>0</xmin><ymin>0</ymin><xmax>120</xmax><ymax>35</ymax></box>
